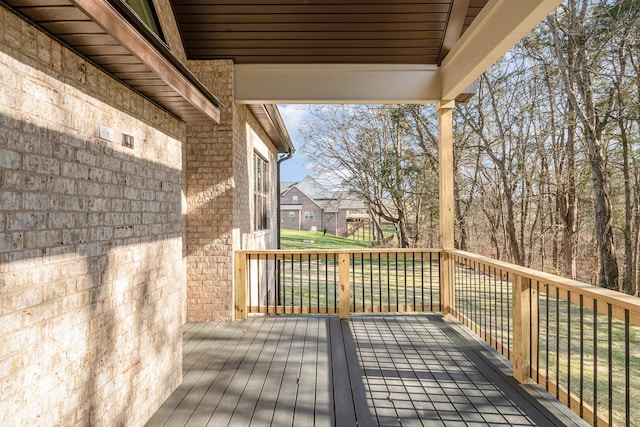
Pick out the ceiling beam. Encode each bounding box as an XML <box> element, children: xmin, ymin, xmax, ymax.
<box><xmin>235</xmin><ymin>64</ymin><xmax>441</xmax><ymax>104</ymax></box>
<box><xmin>440</xmin><ymin>0</ymin><xmax>562</xmax><ymax>100</ymax></box>
<box><xmin>439</xmin><ymin>0</ymin><xmax>470</xmax><ymax>64</ymax></box>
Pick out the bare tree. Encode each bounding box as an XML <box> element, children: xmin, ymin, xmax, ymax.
<box><xmin>548</xmin><ymin>0</ymin><xmax>620</xmax><ymax>289</ymax></box>
<box><xmin>300</xmin><ymin>105</ymin><xmax>438</xmax><ymax>248</ymax></box>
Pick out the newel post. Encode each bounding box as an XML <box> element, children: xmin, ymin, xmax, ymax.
<box><xmin>512</xmin><ymin>274</ymin><xmax>531</xmax><ymax>383</ymax></box>
<box><xmin>438</xmin><ymin>101</ymin><xmax>455</xmax><ymax>315</ymax></box>
<box><xmin>338</xmin><ymin>253</ymin><xmax>350</xmax><ymax>319</ymax></box>
<box><xmin>234</xmin><ymin>251</ymin><xmax>248</xmax><ymax>320</ymax></box>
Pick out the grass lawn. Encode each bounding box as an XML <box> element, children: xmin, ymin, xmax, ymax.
<box><xmin>280</xmin><ymin>228</ymin><xmax>373</xmax><ymax>250</ymax></box>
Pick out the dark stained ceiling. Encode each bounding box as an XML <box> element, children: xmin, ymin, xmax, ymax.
<box><xmin>170</xmin><ymin>0</ymin><xmax>489</xmax><ymax>64</ymax></box>
<box><xmin>2</xmin><ymin>0</ymin><xmax>494</xmax><ymax>126</ymax></box>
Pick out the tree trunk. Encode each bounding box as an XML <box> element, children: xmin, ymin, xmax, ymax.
<box><xmin>560</xmin><ymin>117</ymin><xmax>578</xmax><ymax>280</ymax></box>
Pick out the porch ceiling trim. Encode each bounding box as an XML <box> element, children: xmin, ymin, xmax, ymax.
<box><xmin>71</xmin><ymin>0</ymin><xmax>221</xmax><ymax>123</ymax></box>
<box><xmin>235</xmin><ymin>64</ymin><xmax>441</xmax><ymax>104</ymax></box>
<box><xmin>440</xmin><ymin>0</ymin><xmax>563</xmax><ymax>100</ymax></box>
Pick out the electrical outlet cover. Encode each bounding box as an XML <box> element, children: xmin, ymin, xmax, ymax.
<box><xmin>99</xmin><ymin>124</ymin><xmax>114</xmax><ymax>142</ymax></box>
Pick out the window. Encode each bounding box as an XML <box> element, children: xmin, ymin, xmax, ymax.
<box><xmin>292</xmin><ymin>195</ymin><xmax>298</xmax><ymax>203</ymax></box>
<box><xmin>304</xmin><ymin>212</ymin><xmax>314</xmax><ymax>220</ymax></box>
<box><xmin>122</xmin><ymin>0</ymin><xmax>164</xmax><ymax>39</ymax></box>
<box><xmin>254</xmin><ymin>153</ymin><xmax>269</xmax><ymax>231</ymax></box>
<box><xmin>288</xmin><ymin>212</ymin><xmax>295</xmax><ymax>217</ymax></box>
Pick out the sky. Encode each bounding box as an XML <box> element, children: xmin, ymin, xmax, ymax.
<box><xmin>277</xmin><ymin>104</ymin><xmax>312</xmax><ymax>183</ymax></box>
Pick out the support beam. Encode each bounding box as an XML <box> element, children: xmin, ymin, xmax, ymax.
<box><xmin>338</xmin><ymin>254</ymin><xmax>351</xmax><ymax>319</ymax></box>
<box><xmin>438</xmin><ymin>101</ymin><xmax>455</xmax><ymax>315</ymax></box>
<box><xmin>440</xmin><ymin>0</ymin><xmax>562</xmax><ymax>100</ymax></box>
<box><xmin>512</xmin><ymin>274</ymin><xmax>532</xmax><ymax>383</ymax></box>
<box><xmin>235</xmin><ymin>251</ymin><xmax>248</xmax><ymax>320</ymax></box>
<box><xmin>438</xmin><ymin>101</ymin><xmax>455</xmax><ymax>249</ymax></box>
<box><xmin>235</xmin><ymin>64</ymin><xmax>441</xmax><ymax>104</ymax></box>
<box><xmin>439</xmin><ymin>0</ymin><xmax>470</xmax><ymax>64</ymax></box>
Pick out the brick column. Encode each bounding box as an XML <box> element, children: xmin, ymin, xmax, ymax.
<box><xmin>185</xmin><ymin>60</ymin><xmax>238</xmax><ymax>321</ymax></box>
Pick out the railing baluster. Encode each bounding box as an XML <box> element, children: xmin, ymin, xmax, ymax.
<box><xmin>369</xmin><ymin>252</ymin><xmax>373</xmax><ymax>312</ymax></box>
<box><xmin>259</xmin><ymin>254</ymin><xmax>263</xmax><ymax>314</ymax></box>
<box><xmin>625</xmin><ymin>308</ymin><xmax>630</xmax><ymax>425</ymax></box>
<box><xmin>579</xmin><ymin>294</ymin><xmax>584</xmax><ymax>418</ymax></box>
<box><xmin>333</xmin><ymin>253</ymin><xmax>337</xmax><ymax>313</ymax></box>
<box><xmin>361</xmin><ymin>252</ymin><xmax>365</xmax><ymax>312</ymax></box>
<box><xmin>403</xmin><ymin>252</ymin><xmax>408</xmax><ymax>312</ymax></box>
<box><xmin>420</xmin><ymin>252</ymin><xmax>424</xmax><ymax>312</ymax></box>
<box><xmin>555</xmin><ymin>286</ymin><xmax>560</xmax><ymax>399</ymax></box>
<box><xmin>378</xmin><ymin>252</ymin><xmax>382</xmax><ymax>312</ymax></box>
<box><xmin>498</xmin><ymin>267</ymin><xmax>502</xmax><ymax>352</ymax></box>
<box><xmin>536</xmin><ymin>281</ymin><xmax>541</xmax><ymax>383</ymax></box>
<box><xmin>507</xmin><ymin>271</ymin><xmax>511</xmax><ymax>361</ymax></box>
<box><xmin>593</xmin><ymin>299</ymin><xmax>598</xmax><ymax>426</ymax></box>
<box><xmin>386</xmin><ymin>252</ymin><xmax>391</xmax><ymax>313</ymax></box>
<box><xmin>429</xmin><ymin>252</ymin><xmax>433</xmax><ymax>311</ymax></box>
<box><xmin>351</xmin><ymin>253</ymin><xmax>356</xmax><ymax>312</ymax></box>
<box><xmin>545</xmin><ymin>283</ymin><xmax>549</xmax><ymax>392</ymax></box>
<box><xmin>567</xmin><ymin>290</ymin><xmax>571</xmax><ymax>403</ymax></box>
<box><xmin>395</xmin><ymin>252</ymin><xmax>399</xmax><ymax>312</ymax></box>
<box><xmin>608</xmin><ymin>303</ymin><xmax>612</xmax><ymax>427</ymax></box>
<box><xmin>412</xmin><ymin>252</ymin><xmax>416</xmax><ymax>311</ymax></box>
<box><xmin>291</xmin><ymin>254</ymin><xmax>296</xmax><ymax>313</ymax></box>
<box><xmin>249</xmin><ymin>253</ymin><xmax>254</xmax><ymax>313</ymax></box>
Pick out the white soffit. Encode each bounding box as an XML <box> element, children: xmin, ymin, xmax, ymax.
<box><xmin>234</xmin><ymin>64</ymin><xmax>441</xmax><ymax>104</ymax></box>
<box><xmin>440</xmin><ymin>0</ymin><xmax>563</xmax><ymax>100</ymax></box>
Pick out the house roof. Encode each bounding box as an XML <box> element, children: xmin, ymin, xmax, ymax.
<box><xmin>282</xmin><ymin>176</ymin><xmax>368</xmax><ymax>211</ymax></box>
<box><xmin>294</xmin><ymin>176</ymin><xmax>333</xmax><ymax>200</ymax></box>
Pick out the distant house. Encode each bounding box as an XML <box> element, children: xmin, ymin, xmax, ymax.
<box><xmin>280</xmin><ymin>176</ymin><xmax>369</xmax><ymax>236</ymax></box>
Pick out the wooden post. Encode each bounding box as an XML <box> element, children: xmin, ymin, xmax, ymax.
<box><xmin>235</xmin><ymin>251</ymin><xmax>248</xmax><ymax>320</ymax></box>
<box><xmin>512</xmin><ymin>274</ymin><xmax>531</xmax><ymax>383</ymax></box>
<box><xmin>338</xmin><ymin>253</ymin><xmax>350</xmax><ymax>319</ymax></box>
<box><xmin>438</xmin><ymin>101</ymin><xmax>455</xmax><ymax>315</ymax></box>
<box><xmin>439</xmin><ymin>252</ymin><xmax>453</xmax><ymax>315</ymax></box>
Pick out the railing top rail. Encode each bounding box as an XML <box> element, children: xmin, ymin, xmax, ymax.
<box><xmin>236</xmin><ymin>248</ymin><xmax>442</xmax><ymax>256</ymax></box>
<box><xmin>446</xmin><ymin>248</ymin><xmax>640</xmax><ymax>322</ymax></box>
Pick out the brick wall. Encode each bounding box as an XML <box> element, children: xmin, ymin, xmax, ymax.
<box><xmin>186</xmin><ymin>61</ymin><xmax>279</xmax><ymax>321</ymax></box>
<box><xmin>280</xmin><ymin>188</ymin><xmax>324</xmax><ymax>231</ymax></box>
<box><xmin>0</xmin><ymin>7</ymin><xmax>185</xmax><ymax>426</ymax></box>
<box><xmin>280</xmin><ymin>208</ymin><xmax>301</xmax><ymax>230</ymax></box>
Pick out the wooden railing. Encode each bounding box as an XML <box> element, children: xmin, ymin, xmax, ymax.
<box><xmin>234</xmin><ymin>247</ymin><xmax>640</xmax><ymax>426</ymax></box>
<box><xmin>448</xmin><ymin>249</ymin><xmax>640</xmax><ymax>427</ymax></box>
<box><xmin>234</xmin><ymin>249</ymin><xmax>441</xmax><ymax>318</ymax></box>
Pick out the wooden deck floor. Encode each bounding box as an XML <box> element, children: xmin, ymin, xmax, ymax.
<box><xmin>146</xmin><ymin>314</ymin><xmax>586</xmax><ymax>427</ymax></box>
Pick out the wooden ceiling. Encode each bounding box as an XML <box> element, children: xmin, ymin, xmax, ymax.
<box><xmin>171</xmin><ymin>0</ymin><xmax>489</xmax><ymax>64</ymax></box>
<box><xmin>2</xmin><ymin>0</ymin><xmax>497</xmax><ymax>125</ymax></box>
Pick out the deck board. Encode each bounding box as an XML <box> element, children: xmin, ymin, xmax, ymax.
<box><xmin>146</xmin><ymin>314</ymin><xmax>588</xmax><ymax>427</ymax></box>
<box><xmin>292</xmin><ymin>318</ymin><xmax>317</xmax><ymax>426</ymax></box>
<box><xmin>249</xmin><ymin>317</ymin><xmax>297</xmax><ymax>426</ymax></box>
